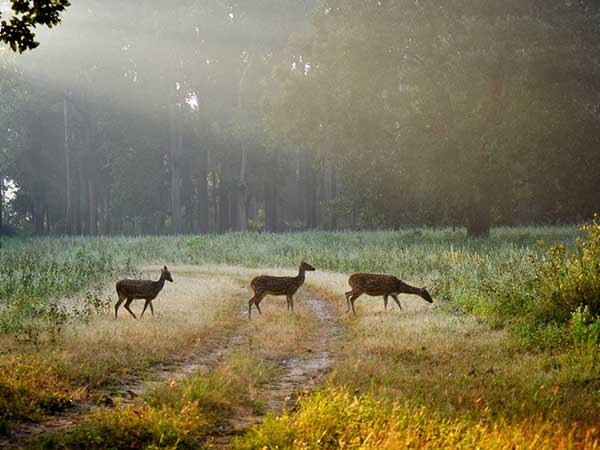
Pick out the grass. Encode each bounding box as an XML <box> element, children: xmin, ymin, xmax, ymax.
<box><xmin>232</xmin><ymin>271</ymin><xmax>600</xmax><ymax>448</ymax></box>
<box><xmin>0</xmin><ymin>267</ymin><xmax>246</xmax><ymax>430</ymax></box>
<box><xmin>27</xmin><ymin>268</ymin><xmax>328</xmax><ymax>449</ymax></box>
<box><xmin>233</xmin><ymin>388</ymin><xmax>599</xmax><ymax>450</ymax></box>
<box><xmin>33</xmin><ymin>352</ymin><xmax>274</xmax><ymax>450</ymax></box>
<box><xmin>2</xmin><ymin>225</ymin><xmax>600</xmax><ymax>448</ymax></box>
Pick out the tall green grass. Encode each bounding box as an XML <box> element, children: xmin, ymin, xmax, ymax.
<box><xmin>0</xmin><ymin>225</ymin><xmax>588</xmax><ymax>344</ymax></box>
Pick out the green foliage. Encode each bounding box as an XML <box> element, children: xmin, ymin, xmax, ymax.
<box><xmin>0</xmin><ymin>0</ymin><xmax>70</xmax><ymax>52</ymax></box>
<box><xmin>0</xmin><ymin>354</ymin><xmax>73</xmax><ymax>431</ymax></box>
<box><xmin>570</xmin><ymin>306</ymin><xmax>600</xmax><ymax>346</ymax></box>
<box><xmin>267</xmin><ymin>0</ymin><xmax>600</xmax><ymax>234</ymax></box>
<box><xmin>0</xmin><ymin>238</ymin><xmax>137</xmax><ymax>336</ymax></box>
<box><xmin>456</xmin><ymin>217</ymin><xmax>600</xmax><ymax>346</ymax></box>
<box><xmin>0</xmin><ymin>224</ymin><xmax>591</xmax><ymax>350</ymax></box>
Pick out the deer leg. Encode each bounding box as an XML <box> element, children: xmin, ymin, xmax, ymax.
<box><xmin>287</xmin><ymin>295</ymin><xmax>294</xmax><ymax>313</ymax></box>
<box><xmin>392</xmin><ymin>294</ymin><xmax>403</xmax><ymax>310</ymax></box>
<box><xmin>350</xmin><ymin>293</ymin><xmax>362</xmax><ymax>316</ymax></box>
<box><xmin>141</xmin><ymin>299</ymin><xmax>151</xmax><ymax>318</ymax></box>
<box><xmin>383</xmin><ymin>295</ymin><xmax>389</xmax><ymax>311</ymax></box>
<box><xmin>149</xmin><ymin>301</ymin><xmax>154</xmax><ymax>317</ymax></box>
<box><xmin>248</xmin><ymin>296</ymin><xmax>255</xmax><ymax>319</ymax></box>
<box><xmin>345</xmin><ymin>290</ymin><xmax>355</xmax><ymax>313</ymax></box>
<box><xmin>248</xmin><ymin>293</ymin><xmax>265</xmax><ymax>319</ymax></box>
<box><xmin>115</xmin><ymin>295</ymin><xmax>125</xmax><ymax>319</ymax></box>
<box><xmin>124</xmin><ymin>298</ymin><xmax>137</xmax><ymax>319</ymax></box>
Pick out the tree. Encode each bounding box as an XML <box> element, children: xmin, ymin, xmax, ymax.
<box><xmin>267</xmin><ymin>0</ymin><xmax>600</xmax><ymax>235</ymax></box>
<box><xmin>0</xmin><ymin>0</ymin><xmax>70</xmax><ymax>52</ymax></box>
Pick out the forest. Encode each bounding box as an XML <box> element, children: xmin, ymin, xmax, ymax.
<box><xmin>1</xmin><ymin>0</ymin><xmax>599</xmax><ymax>238</ymax></box>
<box><xmin>1</xmin><ymin>1</ymin><xmax>600</xmax><ymax>449</ymax></box>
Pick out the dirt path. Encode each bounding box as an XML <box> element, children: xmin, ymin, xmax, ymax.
<box><xmin>0</xmin><ymin>269</ymin><xmax>344</xmax><ymax>449</ymax></box>
<box><xmin>209</xmin><ymin>292</ymin><xmax>343</xmax><ymax>448</ymax></box>
<box><xmin>0</xmin><ymin>320</ymin><xmax>248</xmax><ymax>449</ymax></box>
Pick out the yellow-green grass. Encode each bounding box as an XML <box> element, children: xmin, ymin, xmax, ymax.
<box><xmin>233</xmin><ymin>388</ymin><xmax>600</xmax><ymax>450</ymax></box>
<box><xmin>32</xmin><ymin>351</ymin><xmax>275</xmax><ymax>450</ymax></box>
<box><xmin>232</xmin><ymin>271</ymin><xmax>600</xmax><ymax>448</ymax></box>
<box><xmin>0</xmin><ymin>267</ymin><xmax>247</xmax><ymax>428</ymax></box>
<box><xmin>27</xmin><ymin>267</ymin><xmax>329</xmax><ymax>449</ymax></box>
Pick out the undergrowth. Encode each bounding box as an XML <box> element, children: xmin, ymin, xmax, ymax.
<box><xmin>232</xmin><ymin>388</ymin><xmax>599</xmax><ymax>449</ymax></box>
<box><xmin>32</xmin><ymin>352</ymin><xmax>274</xmax><ymax>449</ymax></box>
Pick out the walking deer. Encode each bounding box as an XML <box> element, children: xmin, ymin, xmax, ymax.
<box><xmin>345</xmin><ymin>273</ymin><xmax>433</xmax><ymax>315</ymax></box>
<box><xmin>248</xmin><ymin>261</ymin><xmax>316</xmax><ymax>319</ymax></box>
<box><xmin>115</xmin><ymin>266</ymin><xmax>174</xmax><ymax>319</ymax></box>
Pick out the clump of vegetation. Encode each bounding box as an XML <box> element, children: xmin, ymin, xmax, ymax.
<box><xmin>0</xmin><ymin>354</ymin><xmax>73</xmax><ymax>433</ymax></box>
<box><xmin>34</xmin><ymin>352</ymin><xmax>273</xmax><ymax>449</ymax></box>
<box><xmin>444</xmin><ymin>216</ymin><xmax>600</xmax><ymax>347</ymax></box>
<box><xmin>233</xmin><ymin>388</ymin><xmax>598</xmax><ymax>450</ymax></box>
<box><xmin>0</xmin><ymin>240</ymin><xmax>136</xmax><ymax>336</ymax></box>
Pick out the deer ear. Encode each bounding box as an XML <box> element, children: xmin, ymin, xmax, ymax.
<box><xmin>164</xmin><ymin>265</ymin><xmax>168</xmax><ymax>271</ymax></box>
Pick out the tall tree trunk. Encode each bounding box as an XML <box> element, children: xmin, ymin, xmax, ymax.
<box><xmin>63</xmin><ymin>96</ymin><xmax>72</xmax><ymax>235</ymax></box>
<box><xmin>197</xmin><ymin>146</ymin><xmax>209</xmax><ymax>233</ymax></box>
<box><xmin>302</xmin><ymin>152</ymin><xmax>318</xmax><ymax>229</ymax></box>
<box><xmin>217</xmin><ymin>168</ymin><xmax>229</xmax><ymax>233</ymax></box>
<box><xmin>330</xmin><ymin>162</ymin><xmax>338</xmax><ymax>230</ymax></box>
<box><xmin>168</xmin><ymin>100</ymin><xmax>182</xmax><ymax>234</ymax></box>
<box><xmin>0</xmin><ymin>176</ymin><xmax>4</xmax><ymax>230</ymax></box>
<box><xmin>265</xmin><ymin>152</ymin><xmax>279</xmax><ymax>232</ymax></box>
<box><xmin>78</xmin><ymin>163</ymin><xmax>88</xmax><ymax>235</ymax></box>
<box><xmin>237</xmin><ymin>57</ymin><xmax>253</xmax><ymax>232</ymax></box>
<box><xmin>466</xmin><ymin>68</ymin><xmax>505</xmax><ymax>238</ymax></box>
<box><xmin>88</xmin><ymin>179</ymin><xmax>97</xmax><ymax>236</ymax></box>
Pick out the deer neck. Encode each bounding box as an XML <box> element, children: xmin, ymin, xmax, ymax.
<box><xmin>399</xmin><ymin>280</ymin><xmax>421</xmax><ymax>296</ymax></box>
<box><xmin>154</xmin><ymin>273</ymin><xmax>166</xmax><ymax>293</ymax></box>
<box><xmin>296</xmin><ymin>267</ymin><xmax>306</xmax><ymax>285</ymax></box>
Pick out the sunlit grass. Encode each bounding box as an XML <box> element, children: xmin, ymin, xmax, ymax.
<box><xmin>232</xmin><ymin>388</ymin><xmax>600</xmax><ymax>450</ymax></box>
<box><xmin>3</xmin><ymin>226</ymin><xmax>599</xmax><ymax>448</ymax></box>
<box><xmin>233</xmin><ymin>271</ymin><xmax>600</xmax><ymax>449</ymax></box>
<box><xmin>0</xmin><ymin>267</ymin><xmax>245</xmax><ymax>429</ymax></box>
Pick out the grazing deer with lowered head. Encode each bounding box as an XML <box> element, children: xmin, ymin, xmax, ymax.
<box><xmin>345</xmin><ymin>273</ymin><xmax>433</xmax><ymax>316</ymax></box>
<box><xmin>115</xmin><ymin>266</ymin><xmax>174</xmax><ymax>319</ymax></box>
<box><xmin>248</xmin><ymin>261</ymin><xmax>316</xmax><ymax>319</ymax></box>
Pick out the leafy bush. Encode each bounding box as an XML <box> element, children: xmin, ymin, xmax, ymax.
<box><xmin>464</xmin><ymin>216</ymin><xmax>600</xmax><ymax>346</ymax></box>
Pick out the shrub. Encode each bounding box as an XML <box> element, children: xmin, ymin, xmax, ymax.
<box><xmin>472</xmin><ymin>215</ymin><xmax>600</xmax><ymax>346</ymax></box>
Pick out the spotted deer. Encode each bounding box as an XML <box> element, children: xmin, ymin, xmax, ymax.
<box><xmin>345</xmin><ymin>273</ymin><xmax>433</xmax><ymax>315</ymax></box>
<box><xmin>248</xmin><ymin>261</ymin><xmax>316</xmax><ymax>319</ymax></box>
<box><xmin>115</xmin><ymin>266</ymin><xmax>174</xmax><ymax>319</ymax></box>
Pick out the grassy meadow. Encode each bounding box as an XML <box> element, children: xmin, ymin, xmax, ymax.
<box><xmin>1</xmin><ymin>225</ymin><xmax>600</xmax><ymax>448</ymax></box>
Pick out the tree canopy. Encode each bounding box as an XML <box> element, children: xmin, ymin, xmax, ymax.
<box><xmin>1</xmin><ymin>0</ymin><xmax>598</xmax><ymax>236</ymax></box>
<box><xmin>0</xmin><ymin>0</ymin><xmax>70</xmax><ymax>52</ymax></box>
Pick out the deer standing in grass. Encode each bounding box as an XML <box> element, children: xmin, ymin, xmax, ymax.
<box><xmin>248</xmin><ymin>261</ymin><xmax>316</xmax><ymax>319</ymax></box>
<box><xmin>115</xmin><ymin>266</ymin><xmax>174</xmax><ymax>319</ymax></box>
<box><xmin>345</xmin><ymin>273</ymin><xmax>433</xmax><ymax>316</ymax></box>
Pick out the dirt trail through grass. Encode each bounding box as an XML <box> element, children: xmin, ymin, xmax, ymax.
<box><xmin>0</xmin><ymin>266</ymin><xmax>344</xmax><ymax>449</ymax></box>
<box><xmin>210</xmin><ymin>292</ymin><xmax>343</xmax><ymax>448</ymax></box>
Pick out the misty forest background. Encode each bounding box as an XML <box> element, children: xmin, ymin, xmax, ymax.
<box><xmin>1</xmin><ymin>0</ymin><xmax>599</xmax><ymax>238</ymax></box>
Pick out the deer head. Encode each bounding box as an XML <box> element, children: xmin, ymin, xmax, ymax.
<box><xmin>300</xmin><ymin>261</ymin><xmax>316</xmax><ymax>271</ymax></box>
<box><xmin>162</xmin><ymin>265</ymin><xmax>174</xmax><ymax>282</ymax></box>
<box><xmin>419</xmin><ymin>287</ymin><xmax>433</xmax><ymax>303</ymax></box>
